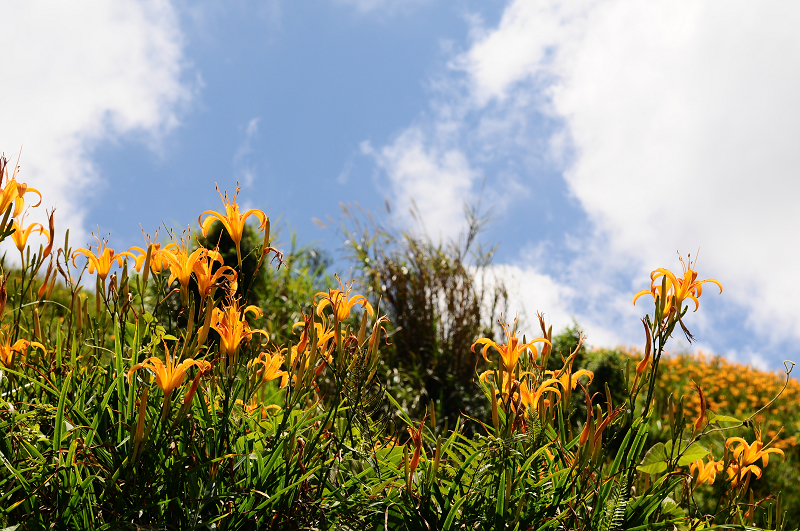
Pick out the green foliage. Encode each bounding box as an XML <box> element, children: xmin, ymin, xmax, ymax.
<box><xmin>0</xmin><ymin>166</ymin><xmax>795</xmax><ymax>529</ymax></box>
<box><xmin>335</xmin><ymin>204</ymin><xmax>508</xmax><ymax>435</ymax></box>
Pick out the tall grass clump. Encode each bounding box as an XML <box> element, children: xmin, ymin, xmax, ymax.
<box><xmin>328</xmin><ymin>203</ymin><xmax>508</xmax><ymax>434</ymax></box>
<box><xmin>0</xmin><ymin>151</ymin><xmax>796</xmax><ymax>530</ymax></box>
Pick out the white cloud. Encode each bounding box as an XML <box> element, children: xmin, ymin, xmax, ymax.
<box><xmin>362</xmin><ymin>129</ymin><xmax>479</xmax><ymax>241</ymax></box>
<box><xmin>456</xmin><ymin>0</ymin><xmax>800</xmax><ymax>354</ymax></box>
<box><xmin>339</xmin><ymin>0</ymin><xmax>800</xmax><ymax>368</ymax></box>
<box><xmin>488</xmin><ymin>263</ymin><xmax>576</xmax><ymax>334</ymax></box>
<box><xmin>717</xmin><ymin>347</ymin><xmax>771</xmax><ymax>373</ymax></box>
<box><xmin>1</xmin><ymin>1</ymin><xmax>190</xmax><ymax>249</ymax></box>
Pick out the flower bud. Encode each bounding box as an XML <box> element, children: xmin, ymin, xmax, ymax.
<box><xmin>636</xmin><ymin>318</ymin><xmax>652</xmax><ymax>375</ymax></box>
<box><xmin>33</xmin><ymin>308</ymin><xmax>42</xmax><ymax>340</ymax></box>
<box><xmin>0</xmin><ymin>275</ymin><xmax>7</xmax><ymax>318</ymax></box>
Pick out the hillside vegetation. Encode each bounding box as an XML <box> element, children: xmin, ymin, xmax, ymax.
<box><xmin>0</xmin><ymin>153</ymin><xmax>796</xmax><ymax>529</ymax></box>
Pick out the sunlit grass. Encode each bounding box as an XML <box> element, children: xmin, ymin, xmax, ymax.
<box><xmin>0</xmin><ymin>151</ymin><xmax>796</xmax><ymax>530</ymax></box>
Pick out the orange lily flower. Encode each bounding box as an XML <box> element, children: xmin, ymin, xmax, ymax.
<box><xmin>725</xmin><ymin>461</ymin><xmax>763</xmax><ymax>488</ymax></box>
<box><xmin>193</xmin><ymin>252</ymin><xmax>237</xmax><ymax>304</ymax></box>
<box><xmin>292</xmin><ymin>314</ymin><xmax>336</xmax><ymax>357</ymax></box>
<box><xmin>129</xmin><ymin>230</ymin><xmax>171</xmax><ymax>275</ymax></box>
<box><xmin>249</xmin><ymin>349</ymin><xmax>289</xmax><ymax>388</ymax></box>
<box><xmin>518</xmin><ymin>377</ymin><xmax>563</xmax><ymax>410</ymax></box>
<box><xmin>129</xmin><ymin>241</ymin><xmax>171</xmax><ymax>276</ymax></box>
<box><xmin>314</xmin><ymin>276</ymin><xmax>374</xmax><ymax>322</ymax></box>
<box><xmin>130</xmin><ymin>244</ymin><xmax>164</xmax><ymax>274</ymax></box>
<box><xmin>198</xmin><ymin>184</ymin><xmax>268</xmax><ymax>265</ymax></box>
<box><xmin>472</xmin><ymin>320</ymin><xmax>550</xmax><ymax>395</ymax></box>
<box><xmin>128</xmin><ymin>342</ymin><xmax>211</xmax><ymax>403</ymax></box>
<box><xmin>724</xmin><ymin>432</ymin><xmax>784</xmax><ymax>488</ymax></box>
<box><xmin>726</xmin><ymin>433</ymin><xmax>784</xmax><ymax>469</ymax></box>
<box><xmin>10</xmin><ymin>212</ymin><xmax>50</xmax><ymax>255</ymax></box>
<box><xmin>210</xmin><ymin>295</ymin><xmax>268</xmax><ymax>359</ymax></box>
<box><xmin>72</xmin><ymin>235</ymin><xmax>136</xmax><ymax>284</ymax></box>
<box><xmin>158</xmin><ymin>229</ymin><xmax>222</xmax><ymax>305</ymax></box>
<box><xmin>0</xmin><ymin>329</ymin><xmax>46</xmax><ymax>368</ymax></box>
<box><xmin>284</xmin><ymin>315</ymin><xmax>337</xmax><ymax>385</ymax></box>
<box><xmin>690</xmin><ymin>455</ymin><xmax>723</xmax><ymax>487</ymax></box>
<box><xmin>546</xmin><ymin>363</ymin><xmax>594</xmax><ymax>392</ymax></box>
<box><xmin>633</xmin><ymin>253</ymin><xmax>722</xmax><ymax>317</ymax></box>
<box><xmin>0</xmin><ymin>154</ymin><xmax>42</xmax><ymax>218</ymax></box>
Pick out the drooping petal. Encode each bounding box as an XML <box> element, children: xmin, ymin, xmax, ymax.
<box><xmin>128</xmin><ymin>246</ymin><xmax>148</xmax><ymax>272</ymax></box>
<box><xmin>198</xmin><ymin>210</ymin><xmax>230</xmax><ymax>237</ymax></box>
<box><xmin>632</xmin><ymin>289</ymin><xmax>653</xmax><ymax>306</ymax></box>
<box><xmin>240</xmin><ymin>208</ymin><xmax>268</xmax><ymax>230</ymax></box>
<box><xmin>315</xmin><ymin>298</ymin><xmax>331</xmax><ymax>316</ymax></box>
<box><xmin>700</xmin><ymin>278</ymin><xmax>723</xmax><ymax>293</ymax></box>
<box><xmin>168</xmin><ymin>358</ymin><xmax>207</xmax><ymax>396</ymax></box>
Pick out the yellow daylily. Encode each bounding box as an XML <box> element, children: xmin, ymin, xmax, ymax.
<box><xmin>314</xmin><ymin>276</ymin><xmax>374</xmax><ymax>322</ymax></box>
<box><xmin>725</xmin><ymin>461</ymin><xmax>764</xmax><ymax>488</ymax></box>
<box><xmin>292</xmin><ymin>314</ymin><xmax>336</xmax><ymax>357</ymax></box>
<box><xmin>633</xmin><ymin>253</ymin><xmax>722</xmax><ymax>317</ymax></box>
<box><xmin>472</xmin><ymin>320</ymin><xmax>550</xmax><ymax>395</ymax></box>
<box><xmin>690</xmin><ymin>455</ymin><xmax>723</xmax><ymax>487</ymax></box>
<box><xmin>546</xmin><ymin>364</ymin><xmax>594</xmax><ymax>392</ymax></box>
<box><xmin>726</xmin><ymin>433</ymin><xmax>784</xmax><ymax>469</ymax></box>
<box><xmin>249</xmin><ymin>349</ymin><xmax>289</xmax><ymax>388</ymax></box>
<box><xmin>545</xmin><ymin>360</ymin><xmax>593</xmax><ymax>418</ymax></box>
<box><xmin>198</xmin><ymin>184</ymin><xmax>268</xmax><ymax>265</ymax></box>
<box><xmin>72</xmin><ymin>235</ymin><xmax>136</xmax><ymax>284</ymax></box>
<box><xmin>10</xmin><ymin>212</ymin><xmax>50</xmax><ymax>256</ymax></box>
<box><xmin>210</xmin><ymin>295</ymin><xmax>268</xmax><ymax>360</ymax></box>
<box><xmin>283</xmin><ymin>314</ymin><xmax>337</xmax><ymax>386</ymax></box>
<box><xmin>518</xmin><ymin>377</ymin><xmax>563</xmax><ymax>410</ymax></box>
<box><xmin>193</xmin><ymin>252</ymin><xmax>237</xmax><ymax>304</ymax></box>
<box><xmin>723</xmin><ymin>432</ymin><xmax>784</xmax><ymax>488</ymax></box>
<box><xmin>129</xmin><ymin>241</ymin><xmax>170</xmax><ymax>276</ymax></box>
<box><xmin>0</xmin><ymin>329</ymin><xmax>46</xmax><ymax>369</ymax></box>
<box><xmin>0</xmin><ymin>155</ymin><xmax>42</xmax><ymax>218</ymax></box>
<box><xmin>160</xmin><ymin>231</ymin><xmax>214</xmax><ymax>302</ymax></box>
<box><xmin>128</xmin><ymin>342</ymin><xmax>211</xmax><ymax>404</ymax></box>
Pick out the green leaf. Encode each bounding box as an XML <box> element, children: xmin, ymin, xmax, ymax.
<box><xmin>637</xmin><ymin>442</ymin><xmax>667</xmax><ymax>474</ymax></box>
<box><xmin>494</xmin><ymin>470</ymin><xmax>506</xmax><ymax>525</ymax></box>
<box><xmin>53</xmin><ymin>372</ymin><xmax>71</xmax><ymax>454</ymax></box>
<box><xmin>442</xmin><ymin>496</ymin><xmax>466</xmax><ymax>530</ymax></box>
<box><xmin>676</xmin><ymin>442</ymin><xmax>708</xmax><ymax>466</ymax></box>
<box><xmin>662</xmin><ymin>439</ymin><xmax>708</xmax><ymax>466</ymax></box>
<box><xmin>659</xmin><ymin>497</ymin><xmax>685</xmax><ymax>521</ymax></box>
<box><xmin>124</xmin><ymin>321</ymin><xmax>138</xmax><ymax>345</ymax></box>
<box><xmin>707</xmin><ymin>411</ymin><xmax>740</xmax><ymax>424</ymax></box>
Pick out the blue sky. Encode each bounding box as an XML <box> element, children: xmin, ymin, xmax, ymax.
<box><xmin>90</xmin><ymin>0</ymin><xmax>583</xmax><ymax>258</ymax></box>
<box><xmin>5</xmin><ymin>1</ymin><xmax>800</xmax><ymax>372</ymax></box>
<box><xmin>89</xmin><ymin>2</ymin><xmax>468</xmax><ymax>238</ymax></box>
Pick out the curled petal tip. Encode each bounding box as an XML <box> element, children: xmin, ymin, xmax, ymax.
<box><xmin>632</xmin><ymin>289</ymin><xmax>651</xmax><ymax>306</ymax></box>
